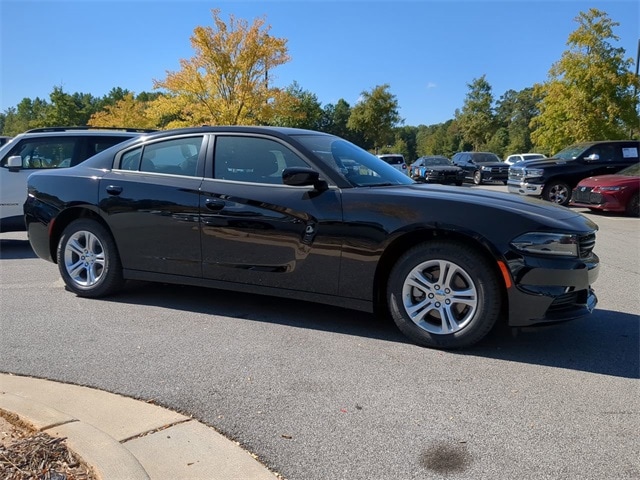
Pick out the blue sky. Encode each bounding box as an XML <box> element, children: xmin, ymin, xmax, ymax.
<box><xmin>1</xmin><ymin>0</ymin><xmax>638</xmax><ymax>127</ymax></box>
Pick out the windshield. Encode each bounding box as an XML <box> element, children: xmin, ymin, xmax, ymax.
<box><xmin>553</xmin><ymin>143</ymin><xmax>590</xmax><ymax>161</ymax></box>
<box><xmin>473</xmin><ymin>153</ymin><xmax>501</xmax><ymax>163</ymax></box>
<box><xmin>424</xmin><ymin>157</ymin><xmax>451</xmax><ymax>166</ymax></box>
<box><xmin>293</xmin><ymin>135</ymin><xmax>414</xmax><ymax>186</ymax></box>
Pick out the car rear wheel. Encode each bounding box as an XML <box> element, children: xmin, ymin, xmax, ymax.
<box><xmin>542</xmin><ymin>180</ymin><xmax>571</xmax><ymax>206</ymax></box>
<box><xmin>57</xmin><ymin>219</ymin><xmax>124</xmax><ymax>297</ymax></box>
<box><xmin>387</xmin><ymin>241</ymin><xmax>502</xmax><ymax>349</ymax></box>
<box><xmin>626</xmin><ymin>193</ymin><xmax>639</xmax><ymax>217</ymax></box>
<box><xmin>473</xmin><ymin>171</ymin><xmax>483</xmax><ymax>185</ymax></box>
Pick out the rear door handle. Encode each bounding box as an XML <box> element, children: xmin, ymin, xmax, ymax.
<box><xmin>106</xmin><ymin>185</ymin><xmax>123</xmax><ymax>195</ymax></box>
<box><xmin>205</xmin><ymin>199</ymin><xmax>225</xmax><ymax>211</ymax></box>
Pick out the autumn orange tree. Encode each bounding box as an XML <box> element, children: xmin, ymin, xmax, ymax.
<box><xmin>88</xmin><ymin>93</ymin><xmax>156</xmax><ymax>129</ymax></box>
<box><xmin>151</xmin><ymin>9</ymin><xmax>293</xmax><ymax>127</ymax></box>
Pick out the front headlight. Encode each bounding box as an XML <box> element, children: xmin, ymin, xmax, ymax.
<box><xmin>596</xmin><ymin>186</ymin><xmax>624</xmax><ymax>192</ymax></box>
<box><xmin>511</xmin><ymin>232</ymin><xmax>579</xmax><ymax>257</ymax></box>
<box><xmin>523</xmin><ymin>168</ymin><xmax>544</xmax><ymax>178</ymax></box>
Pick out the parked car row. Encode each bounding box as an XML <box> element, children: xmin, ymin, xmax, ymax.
<box><xmin>507</xmin><ymin>140</ymin><xmax>639</xmax><ymax>211</ymax></box>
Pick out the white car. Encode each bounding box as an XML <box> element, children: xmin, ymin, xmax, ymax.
<box><xmin>0</xmin><ymin>127</ymin><xmax>152</xmax><ymax>232</ymax></box>
<box><xmin>504</xmin><ymin>153</ymin><xmax>547</xmax><ymax>165</ymax></box>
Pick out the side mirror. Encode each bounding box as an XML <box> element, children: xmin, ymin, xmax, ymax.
<box><xmin>6</xmin><ymin>155</ymin><xmax>22</xmax><ymax>171</ymax></box>
<box><xmin>7</xmin><ymin>155</ymin><xmax>22</xmax><ymax>167</ymax></box>
<box><xmin>282</xmin><ymin>167</ymin><xmax>327</xmax><ymax>190</ymax></box>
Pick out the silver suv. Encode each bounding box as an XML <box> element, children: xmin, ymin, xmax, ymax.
<box><xmin>377</xmin><ymin>154</ymin><xmax>408</xmax><ymax>173</ymax></box>
<box><xmin>0</xmin><ymin>127</ymin><xmax>153</xmax><ymax>232</ymax></box>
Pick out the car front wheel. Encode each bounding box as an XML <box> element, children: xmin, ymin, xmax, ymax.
<box><xmin>473</xmin><ymin>171</ymin><xmax>483</xmax><ymax>185</ymax></box>
<box><xmin>57</xmin><ymin>219</ymin><xmax>124</xmax><ymax>297</ymax></box>
<box><xmin>387</xmin><ymin>241</ymin><xmax>502</xmax><ymax>349</ymax></box>
<box><xmin>542</xmin><ymin>180</ymin><xmax>571</xmax><ymax>206</ymax></box>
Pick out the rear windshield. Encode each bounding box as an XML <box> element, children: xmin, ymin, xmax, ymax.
<box><xmin>380</xmin><ymin>155</ymin><xmax>405</xmax><ymax>165</ymax></box>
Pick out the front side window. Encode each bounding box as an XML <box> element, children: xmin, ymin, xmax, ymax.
<box><xmin>293</xmin><ymin>134</ymin><xmax>413</xmax><ymax>186</ymax></box>
<box><xmin>214</xmin><ymin>136</ymin><xmax>309</xmax><ymax>184</ymax></box>
<box><xmin>1</xmin><ymin>137</ymin><xmax>77</xmax><ymax>169</ymax></box>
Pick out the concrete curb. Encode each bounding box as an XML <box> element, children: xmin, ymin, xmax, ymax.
<box><xmin>0</xmin><ymin>373</ymin><xmax>278</xmax><ymax>479</ymax></box>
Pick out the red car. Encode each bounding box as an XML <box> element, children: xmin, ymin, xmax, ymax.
<box><xmin>570</xmin><ymin>162</ymin><xmax>640</xmax><ymax>216</ymax></box>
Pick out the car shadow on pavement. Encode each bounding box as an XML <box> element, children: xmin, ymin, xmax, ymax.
<box><xmin>466</xmin><ymin>310</ymin><xmax>639</xmax><ymax>379</ymax></box>
<box><xmin>0</xmin><ymin>237</ymin><xmax>37</xmax><ymax>259</ymax></box>
<box><xmin>108</xmin><ymin>282</ymin><xmax>638</xmax><ymax>379</ymax></box>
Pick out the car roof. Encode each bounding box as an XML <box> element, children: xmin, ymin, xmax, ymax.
<box><xmin>142</xmin><ymin>125</ymin><xmax>331</xmax><ymax>138</ymax></box>
<box><xmin>14</xmin><ymin>127</ymin><xmax>154</xmax><ymax>139</ymax></box>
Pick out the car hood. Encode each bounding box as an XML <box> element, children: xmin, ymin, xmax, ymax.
<box><xmin>375</xmin><ymin>183</ymin><xmax>596</xmax><ymax>226</ymax></box>
<box><xmin>511</xmin><ymin>157</ymin><xmax>574</xmax><ymax>169</ymax></box>
<box><xmin>577</xmin><ymin>174</ymin><xmax>640</xmax><ymax>187</ymax></box>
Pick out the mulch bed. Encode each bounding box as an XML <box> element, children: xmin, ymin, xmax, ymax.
<box><xmin>0</xmin><ymin>413</ymin><xmax>96</xmax><ymax>480</ymax></box>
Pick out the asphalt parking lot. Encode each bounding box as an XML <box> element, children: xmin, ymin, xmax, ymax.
<box><xmin>1</xmin><ymin>184</ymin><xmax>638</xmax><ymax>480</ymax></box>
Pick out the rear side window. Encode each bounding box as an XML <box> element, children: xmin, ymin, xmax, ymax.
<box><xmin>120</xmin><ymin>137</ymin><xmax>204</xmax><ymax>177</ymax></box>
<box><xmin>80</xmin><ymin>135</ymin><xmax>136</xmax><ymax>166</ymax></box>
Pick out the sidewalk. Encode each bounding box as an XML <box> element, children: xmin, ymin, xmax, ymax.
<box><xmin>0</xmin><ymin>373</ymin><xmax>278</xmax><ymax>479</ymax></box>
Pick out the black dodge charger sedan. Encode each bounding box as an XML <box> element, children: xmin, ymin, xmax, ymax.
<box><xmin>24</xmin><ymin>126</ymin><xmax>600</xmax><ymax>349</ymax></box>
<box><xmin>409</xmin><ymin>156</ymin><xmax>465</xmax><ymax>185</ymax></box>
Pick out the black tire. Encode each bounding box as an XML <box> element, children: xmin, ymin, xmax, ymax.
<box><xmin>387</xmin><ymin>241</ymin><xmax>502</xmax><ymax>349</ymax></box>
<box><xmin>57</xmin><ymin>219</ymin><xmax>124</xmax><ymax>297</ymax></box>
<box><xmin>473</xmin><ymin>170</ymin><xmax>483</xmax><ymax>185</ymax></box>
<box><xmin>542</xmin><ymin>180</ymin><xmax>571</xmax><ymax>206</ymax></box>
<box><xmin>626</xmin><ymin>193</ymin><xmax>639</xmax><ymax>217</ymax></box>
<box><xmin>455</xmin><ymin>181</ymin><xmax>463</xmax><ymax>186</ymax></box>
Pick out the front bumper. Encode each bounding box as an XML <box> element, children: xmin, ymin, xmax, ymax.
<box><xmin>507</xmin><ymin>180</ymin><xmax>543</xmax><ymax>196</ymax></box>
<box><xmin>481</xmin><ymin>172</ymin><xmax>508</xmax><ymax>182</ymax></box>
<box><xmin>506</xmin><ymin>252</ymin><xmax>600</xmax><ymax>327</ymax></box>
<box><xmin>570</xmin><ymin>189</ymin><xmax>626</xmax><ymax>212</ymax></box>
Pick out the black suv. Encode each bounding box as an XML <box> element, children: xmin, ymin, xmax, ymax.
<box><xmin>507</xmin><ymin>140</ymin><xmax>640</xmax><ymax>206</ymax></box>
<box><xmin>451</xmin><ymin>152</ymin><xmax>508</xmax><ymax>185</ymax></box>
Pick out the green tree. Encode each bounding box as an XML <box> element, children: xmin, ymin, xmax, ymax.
<box><xmin>391</xmin><ymin>126</ymin><xmax>418</xmax><ymax>162</ymax></box>
<box><xmin>495</xmin><ymin>87</ymin><xmax>542</xmax><ymax>155</ymax></box>
<box><xmin>416</xmin><ymin>120</ymin><xmax>464</xmax><ymax>158</ymax></box>
<box><xmin>270</xmin><ymin>81</ymin><xmax>323</xmax><ymax>129</ymax></box>
<box><xmin>45</xmin><ymin>86</ymin><xmax>99</xmax><ymax>126</ymax></box>
<box><xmin>347</xmin><ymin>84</ymin><xmax>402</xmax><ymax>152</ymax></box>
<box><xmin>455</xmin><ymin>75</ymin><xmax>496</xmax><ymax>151</ymax></box>
<box><xmin>531</xmin><ymin>8</ymin><xmax>640</xmax><ymax>152</ymax></box>
<box><xmin>1</xmin><ymin>98</ymin><xmax>50</xmax><ymax>135</ymax></box>
<box><xmin>152</xmin><ymin>9</ymin><xmax>291</xmax><ymax>127</ymax></box>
